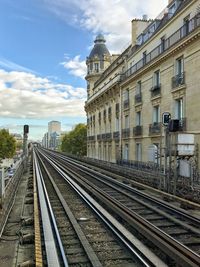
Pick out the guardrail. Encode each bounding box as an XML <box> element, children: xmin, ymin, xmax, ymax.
<box><xmin>0</xmin><ymin>158</ymin><xmax>25</xmax><ymax>237</ymax></box>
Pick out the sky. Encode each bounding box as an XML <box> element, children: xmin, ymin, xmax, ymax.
<box><xmin>0</xmin><ymin>0</ymin><xmax>168</xmax><ymax>140</ymax></box>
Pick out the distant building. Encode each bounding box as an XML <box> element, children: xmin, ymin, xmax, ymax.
<box><xmin>48</xmin><ymin>121</ymin><xmax>61</xmax><ymax>134</ymax></box>
<box><xmin>46</xmin><ymin>121</ymin><xmax>62</xmax><ymax>150</ymax></box>
<box><xmin>49</xmin><ymin>132</ymin><xmax>60</xmax><ymax>150</ymax></box>
<box><xmin>42</xmin><ymin>132</ymin><xmax>49</xmax><ymax>148</ymax></box>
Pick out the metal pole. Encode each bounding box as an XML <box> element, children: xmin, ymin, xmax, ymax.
<box><xmin>0</xmin><ymin>167</ymin><xmax>5</xmax><ymax>206</ymax></box>
<box><xmin>173</xmin><ymin>133</ymin><xmax>178</xmax><ymax>195</ymax></box>
<box><xmin>163</xmin><ymin>126</ymin><xmax>168</xmax><ymax>191</ymax></box>
<box><xmin>168</xmin><ymin>133</ymin><xmax>172</xmax><ymax>193</ymax></box>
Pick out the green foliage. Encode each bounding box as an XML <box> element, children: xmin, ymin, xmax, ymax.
<box><xmin>61</xmin><ymin>123</ymin><xmax>87</xmax><ymax>156</ymax></box>
<box><xmin>0</xmin><ymin>129</ymin><xmax>16</xmax><ymax>160</ymax></box>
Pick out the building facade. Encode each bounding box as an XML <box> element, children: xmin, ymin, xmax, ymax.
<box><xmin>48</xmin><ymin>120</ymin><xmax>61</xmax><ymax>134</ymax></box>
<box><xmin>85</xmin><ymin>0</ymin><xmax>200</xmax><ymax>165</ymax></box>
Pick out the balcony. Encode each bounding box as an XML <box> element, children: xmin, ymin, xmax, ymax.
<box><xmin>123</xmin><ymin>99</ymin><xmax>130</xmax><ymax>109</ymax></box>
<box><xmin>172</xmin><ymin>72</ymin><xmax>185</xmax><ymax>88</ymax></box>
<box><xmin>135</xmin><ymin>93</ymin><xmax>142</xmax><ymax>104</ymax></box>
<box><xmin>101</xmin><ymin>133</ymin><xmax>112</xmax><ymax>141</ymax></box>
<box><xmin>179</xmin><ymin>118</ymin><xmax>186</xmax><ymax>131</ymax></box>
<box><xmin>122</xmin><ymin>13</ymin><xmax>200</xmax><ymax>82</ymax></box>
<box><xmin>149</xmin><ymin>122</ymin><xmax>162</xmax><ymax>135</ymax></box>
<box><xmin>87</xmin><ymin>135</ymin><xmax>96</xmax><ymax>141</ymax></box>
<box><xmin>106</xmin><ymin>133</ymin><xmax>112</xmax><ymax>141</ymax></box>
<box><xmin>102</xmin><ymin>133</ymin><xmax>106</xmax><ymax>140</ymax></box>
<box><xmin>122</xmin><ymin>128</ymin><xmax>130</xmax><ymax>138</ymax></box>
<box><xmin>151</xmin><ymin>84</ymin><xmax>161</xmax><ymax>98</ymax></box>
<box><xmin>113</xmin><ymin>131</ymin><xmax>120</xmax><ymax>140</ymax></box>
<box><xmin>97</xmin><ymin>134</ymin><xmax>102</xmax><ymax>141</ymax></box>
<box><xmin>133</xmin><ymin>126</ymin><xmax>143</xmax><ymax>136</ymax></box>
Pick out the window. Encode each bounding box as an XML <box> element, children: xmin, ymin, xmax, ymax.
<box><xmin>115</xmin><ymin>103</ymin><xmax>120</xmax><ymax>114</ymax></box>
<box><xmin>175</xmin><ymin>98</ymin><xmax>183</xmax><ymax>119</ymax></box>
<box><xmin>136</xmin><ymin>143</ymin><xmax>142</xmax><ymax>161</ymax></box>
<box><xmin>168</xmin><ymin>3</ymin><xmax>176</xmax><ymax>18</ymax></box>
<box><xmin>136</xmin><ymin>111</ymin><xmax>141</xmax><ymax>126</ymax></box>
<box><xmin>94</xmin><ymin>63</ymin><xmax>99</xmax><ymax>72</ymax></box>
<box><xmin>123</xmin><ymin>89</ymin><xmax>129</xmax><ymax>109</ymax></box>
<box><xmin>154</xmin><ymin>70</ymin><xmax>160</xmax><ymax>86</ymax></box>
<box><xmin>136</xmin><ymin>81</ymin><xmax>141</xmax><ymax>95</ymax></box>
<box><xmin>124</xmin><ymin>144</ymin><xmax>129</xmax><ymax>160</ymax></box>
<box><xmin>125</xmin><ymin>115</ymin><xmax>129</xmax><ymax>128</ymax></box>
<box><xmin>183</xmin><ymin>15</ymin><xmax>190</xmax><ymax>35</ymax></box>
<box><xmin>115</xmin><ymin>117</ymin><xmax>119</xmax><ymax>131</ymax></box>
<box><xmin>153</xmin><ymin>106</ymin><xmax>160</xmax><ymax>123</ymax></box>
<box><xmin>136</xmin><ymin>34</ymin><xmax>143</xmax><ymax>45</ymax></box>
<box><xmin>176</xmin><ymin>57</ymin><xmax>184</xmax><ymax>75</ymax></box>
<box><xmin>161</xmin><ymin>36</ymin><xmax>165</xmax><ymax>52</ymax></box>
<box><xmin>123</xmin><ymin>89</ymin><xmax>129</xmax><ymax>101</ymax></box>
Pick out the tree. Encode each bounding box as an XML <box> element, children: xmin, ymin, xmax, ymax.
<box><xmin>0</xmin><ymin>129</ymin><xmax>16</xmax><ymax>160</ymax></box>
<box><xmin>61</xmin><ymin>124</ymin><xmax>87</xmax><ymax>156</ymax></box>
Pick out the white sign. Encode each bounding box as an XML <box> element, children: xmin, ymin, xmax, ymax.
<box><xmin>148</xmin><ymin>144</ymin><xmax>158</xmax><ymax>162</ymax></box>
<box><xmin>177</xmin><ymin>134</ymin><xmax>195</xmax><ymax>156</ymax></box>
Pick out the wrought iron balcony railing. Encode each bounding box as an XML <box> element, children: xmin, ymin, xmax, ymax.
<box><xmin>87</xmin><ymin>135</ymin><xmax>96</xmax><ymax>141</ymax></box>
<box><xmin>102</xmin><ymin>133</ymin><xmax>106</xmax><ymax>140</ymax></box>
<box><xmin>179</xmin><ymin>118</ymin><xmax>186</xmax><ymax>131</ymax></box>
<box><xmin>122</xmin><ymin>13</ymin><xmax>200</xmax><ymax>82</ymax></box>
<box><xmin>135</xmin><ymin>93</ymin><xmax>142</xmax><ymax>104</ymax></box>
<box><xmin>149</xmin><ymin>122</ymin><xmax>162</xmax><ymax>135</ymax></box>
<box><xmin>106</xmin><ymin>133</ymin><xmax>112</xmax><ymax>141</ymax></box>
<box><xmin>122</xmin><ymin>128</ymin><xmax>130</xmax><ymax>138</ymax></box>
<box><xmin>123</xmin><ymin>99</ymin><xmax>130</xmax><ymax>109</ymax></box>
<box><xmin>151</xmin><ymin>84</ymin><xmax>161</xmax><ymax>98</ymax></box>
<box><xmin>133</xmin><ymin>125</ymin><xmax>143</xmax><ymax>136</ymax></box>
<box><xmin>97</xmin><ymin>134</ymin><xmax>102</xmax><ymax>141</ymax></box>
<box><xmin>113</xmin><ymin>131</ymin><xmax>120</xmax><ymax>140</ymax></box>
<box><xmin>172</xmin><ymin>72</ymin><xmax>185</xmax><ymax>88</ymax></box>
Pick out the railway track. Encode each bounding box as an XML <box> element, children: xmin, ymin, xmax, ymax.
<box><xmin>38</xmin><ymin>148</ymin><xmax>200</xmax><ymax>267</ymax></box>
<box><xmin>34</xmin><ymin>149</ymin><xmax>164</xmax><ymax>266</ymax></box>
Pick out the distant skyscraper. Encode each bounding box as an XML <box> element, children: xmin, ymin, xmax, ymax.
<box><xmin>48</xmin><ymin>121</ymin><xmax>61</xmax><ymax>150</ymax></box>
<box><xmin>48</xmin><ymin>121</ymin><xmax>61</xmax><ymax>134</ymax></box>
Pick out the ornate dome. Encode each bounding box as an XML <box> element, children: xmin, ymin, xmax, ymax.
<box><xmin>88</xmin><ymin>34</ymin><xmax>110</xmax><ymax>59</ymax></box>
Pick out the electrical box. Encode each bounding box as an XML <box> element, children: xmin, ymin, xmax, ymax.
<box><xmin>168</xmin><ymin>119</ymin><xmax>179</xmax><ymax>132</ymax></box>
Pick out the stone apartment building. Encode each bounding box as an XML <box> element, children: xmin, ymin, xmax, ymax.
<box><xmin>85</xmin><ymin>0</ymin><xmax>200</xmax><ymax>165</ymax></box>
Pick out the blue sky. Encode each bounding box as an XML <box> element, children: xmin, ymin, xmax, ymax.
<box><xmin>0</xmin><ymin>0</ymin><xmax>168</xmax><ymax>140</ymax></box>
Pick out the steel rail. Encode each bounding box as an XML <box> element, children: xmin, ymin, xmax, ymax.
<box><xmin>37</xmin><ymin>148</ymin><xmax>166</xmax><ymax>267</ymax></box>
<box><xmin>46</xmin><ymin>150</ymin><xmax>200</xmax><ymax>225</ymax></box>
<box><xmin>39</xmin><ymin>149</ymin><xmax>200</xmax><ymax>267</ymax></box>
<box><xmin>36</xmin><ymin>150</ymin><xmax>103</xmax><ymax>267</ymax></box>
<box><xmin>52</xmin><ymin>154</ymin><xmax>200</xmax><ymax>236</ymax></box>
<box><xmin>33</xmin><ymin>150</ymin><xmax>68</xmax><ymax>267</ymax></box>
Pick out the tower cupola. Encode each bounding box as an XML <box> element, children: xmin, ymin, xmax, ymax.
<box><xmin>85</xmin><ymin>34</ymin><xmax>111</xmax><ymax>98</ymax></box>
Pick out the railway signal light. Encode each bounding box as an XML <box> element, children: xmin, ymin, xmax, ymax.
<box><xmin>24</xmin><ymin>125</ymin><xmax>29</xmax><ymax>134</ymax></box>
<box><xmin>162</xmin><ymin>112</ymin><xmax>171</xmax><ymax>126</ymax></box>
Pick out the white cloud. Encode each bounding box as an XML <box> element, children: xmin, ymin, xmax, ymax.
<box><xmin>0</xmin><ymin>69</ymin><xmax>87</xmax><ymax>119</ymax></box>
<box><xmin>61</xmin><ymin>55</ymin><xmax>87</xmax><ymax>79</ymax></box>
<box><xmin>56</xmin><ymin>0</ymin><xmax>168</xmax><ymax>78</ymax></box>
<box><xmin>0</xmin><ymin>58</ymin><xmax>36</xmax><ymax>73</ymax></box>
<box><xmin>45</xmin><ymin>0</ymin><xmax>168</xmax><ymax>52</ymax></box>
